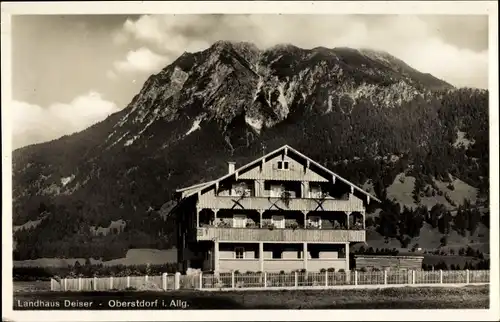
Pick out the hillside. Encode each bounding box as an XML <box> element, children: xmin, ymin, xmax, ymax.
<box><xmin>12</xmin><ymin>41</ymin><xmax>489</xmax><ymax>262</ymax></box>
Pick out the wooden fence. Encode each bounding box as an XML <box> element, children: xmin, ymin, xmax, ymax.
<box><xmin>51</xmin><ymin>269</ymin><xmax>489</xmax><ymax>292</ymax></box>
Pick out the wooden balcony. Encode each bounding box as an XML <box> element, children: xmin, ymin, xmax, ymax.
<box><xmin>196</xmin><ymin>227</ymin><xmax>365</xmax><ymax>243</ymax></box>
<box><xmin>198</xmin><ymin>194</ymin><xmax>364</xmax><ymax>212</ymax></box>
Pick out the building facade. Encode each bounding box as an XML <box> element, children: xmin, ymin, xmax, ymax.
<box><xmin>172</xmin><ymin>145</ymin><xmax>380</xmax><ymax>273</ymax></box>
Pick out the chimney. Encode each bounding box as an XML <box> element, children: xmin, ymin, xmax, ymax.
<box><xmin>227</xmin><ymin>161</ymin><xmax>236</xmax><ymax>174</ymax></box>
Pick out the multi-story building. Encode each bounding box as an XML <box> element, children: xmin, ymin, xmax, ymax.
<box><xmin>172</xmin><ymin>145</ymin><xmax>380</xmax><ymax>273</ymax></box>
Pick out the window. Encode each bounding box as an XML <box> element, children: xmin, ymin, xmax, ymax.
<box><xmin>233</xmin><ymin>215</ymin><xmax>247</xmax><ymax>228</ymax></box>
<box><xmin>277</xmin><ymin>161</ymin><xmax>289</xmax><ymax>170</ymax></box>
<box><xmin>310</xmin><ymin>250</ymin><xmax>320</xmax><ymax>259</ymax></box>
<box><xmin>271</xmin><ymin>215</ymin><xmax>285</xmax><ymax>229</ymax></box>
<box><xmin>235</xmin><ymin>247</ymin><xmax>245</xmax><ymax>259</ymax></box>
<box><xmin>272</xmin><ymin>250</ymin><xmax>282</xmax><ymax>259</ymax></box>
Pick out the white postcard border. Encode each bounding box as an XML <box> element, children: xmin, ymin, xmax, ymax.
<box><xmin>1</xmin><ymin>1</ymin><xmax>498</xmax><ymax>321</ymax></box>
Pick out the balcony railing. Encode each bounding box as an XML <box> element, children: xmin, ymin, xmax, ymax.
<box><xmin>198</xmin><ymin>193</ymin><xmax>363</xmax><ymax>212</ymax></box>
<box><xmin>211</xmin><ymin>221</ymin><xmax>364</xmax><ymax>230</ymax></box>
<box><xmin>196</xmin><ymin>226</ymin><xmax>365</xmax><ymax>243</ymax></box>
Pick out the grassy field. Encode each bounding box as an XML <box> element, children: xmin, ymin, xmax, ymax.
<box><xmin>13</xmin><ymin>281</ymin><xmax>51</xmax><ymax>293</ymax></box>
<box><xmin>13</xmin><ymin>285</ymin><xmax>489</xmax><ymax>310</ymax></box>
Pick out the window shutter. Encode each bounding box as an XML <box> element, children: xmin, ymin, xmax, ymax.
<box><xmin>273</xmin><ymin>163</ymin><xmax>277</xmax><ymax>170</ymax></box>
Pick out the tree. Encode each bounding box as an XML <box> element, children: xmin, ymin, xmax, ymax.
<box><xmin>400</xmin><ymin>236</ymin><xmax>411</xmax><ymax>248</ymax></box>
<box><xmin>428</xmin><ymin>204</ymin><xmax>445</xmax><ymax>229</ymax></box>
<box><xmin>465</xmin><ymin>246</ymin><xmax>475</xmax><ymax>257</ymax></box>
<box><xmin>440</xmin><ymin>236</ymin><xmax>448</xmax><ymax>247</ymax></box>
<box><xmin>438</xmin><ymin>210</ymin><xmax>452</xmax><ymax>234</ymax></box>
<box><xmin>453</xmin><ymin>208</ymin><xmax>468</xmax><ymax>237</ymax></box>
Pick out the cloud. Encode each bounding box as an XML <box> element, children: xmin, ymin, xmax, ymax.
<box><xmin>12</xmin><ymin>92</ymin><xmax>119</xmax><ymax>149</ymax></box>
<box><xmin>112</xmin><ymin>14</ymin><xmax>488</xmax><ymax>89</ymax></box>
<box><xmin>106</xmin><ymin>70</ymin><xmax>118</xmax><ymax>80</ymax></box>
<box><xmin>112</xmin><ymin>47</ymin><xmax>169</xmax><ymax>74</ymax></box>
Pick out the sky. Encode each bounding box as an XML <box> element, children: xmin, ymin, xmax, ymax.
<box><xmin>11</xmin><ymin>14</ymin><xmax>489</xmax><ymax>150</ymax></box>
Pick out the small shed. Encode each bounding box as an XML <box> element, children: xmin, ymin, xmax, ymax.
<box><xmin>355</xmin><ymin>254</ymin><xmax>424</xmax><ymax>271</ymax></box>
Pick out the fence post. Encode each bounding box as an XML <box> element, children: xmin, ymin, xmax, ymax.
<box><xmin>198</xmin><ymin>272</ymin><xmax>203</xmax><ymax>290</ymax></box>
<box><xmin>294</xmin><ymin>271</ymin><xmax>298</xmax><ymax>288</ymax></box>
<box><xmin>325</xmin><ymin>271</ymin><xmax>328</xmax><ymax>287</ymax></box>
<box><xmin>174</xmin><ymin>272</ymin><xmax>181</xmax><ymax>290</ymax></box>
<box><xmin>93</xmin><ymin>277</ymin><xmax>97</xmax><ymax>291</ymax></box>
<box><xmin>231</xmin><ymin>271</ymin><xmax>235</xmax><ymax>289</ymax></box>
<box><xmin>162</xmin><ymin>273</ymin><xmax>167</xmax><ymax>291</ymax></box>
<box><xmin>127</xmin><ymin>276</ymin><xmax>131</xmax><ymax>288</ymax></box>
<box><xmin>109</xmin><ymin>277</ymin><xmax>113</xmax><ymax>290</ymax></box>
<box><xmin>145</xmin><ymin>275</ymin><xmax>149</xmax><ymax>283</ymax></box>
<box><xmin>412</xmin><ymin>270</ymin><xmax>415</xmax><ymax>284</ymax></box>
<box><xmin>439</xmin><ymin>270</ymin><xmax>443</xmax><ymax>284</ymax></box>
<box><xmin>354</xmin><ymin>271</ymin><xmax>358</xmax><ymax>286</ymax></box>
<box><xmin>78</xmin><ymin>277</ymin><xmax>82</xmax><ymax>291</ymax></box>
<box><xmin>466</xmin><ymin>269</ymin><xmax>470</xmax><ymax>284</ymax></box>
<box><xmin>64</xmin><ymin>278</ymin><xmax>67</xmax><ymax>291</ymax></box>
<box><xmin>264</xmin><ymin>272</ymin><xmax>267</xmax><ymax>288</ymax></box>
<box><xmin>50</xmin><ymin>279</ymin><xmax>54</xmax><ymax>291</ymax></box>
<box><xmin>384</xmin><ymin>270</ymin><xmax>388</xmax><ymax>285</ymax></box>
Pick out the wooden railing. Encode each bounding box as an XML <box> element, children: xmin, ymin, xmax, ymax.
<box><xmin>198</xmin><ymin>194</ymin><xmax>364</xmax><ymax>212</ymax></box>
<box><xmin>196</xmin><ymin>227</ymin><xmax>365</xmax><ymax>242</ymax></box>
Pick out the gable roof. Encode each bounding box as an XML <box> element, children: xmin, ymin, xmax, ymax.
<box><xmin>177</xmin><ymin>145</ymin><xmax>381</xmax><ymax>203</ymax></box>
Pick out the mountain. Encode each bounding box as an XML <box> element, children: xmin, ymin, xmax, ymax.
<box><xmin>12</xmin><ymin>41</ymin><xmax>489</xmax><ymax>261</ymax></box>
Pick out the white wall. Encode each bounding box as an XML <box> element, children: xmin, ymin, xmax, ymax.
<box><xmin>263</xmin><ymin>260</ymin><xmax>305</xmax><ymax>272</ymax></box>
<box><xmin>219</xmin><ymin>259</ymin><xmax>260</xmax><ymax>272</ymax></box>
<box><xmin>282</xmin><ymin>251</ymin><xmax>301</xmax><ymax>259</ymax></box>
<box><xmin>217</xmin><ymin>259</ymin><xmax>347</xmax><ymax>273</ymax></box>
<box><xmin>319</xmin><ymin>251</ymin><xmax>339</xmax><ymax>259</ymax></box>
<box><xmin>238</xmin><ymin>153</ymin><xmax>329</xmax><ymax>182</ymax></box>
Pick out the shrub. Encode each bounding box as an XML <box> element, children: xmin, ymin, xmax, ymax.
<box><xmin>327</xmin><ymin>267</ymin><xmax>336</xmax><ymax>272</ymax></box>
<box><xmin>320</xmin><ymin>268</ymin><xmax>327</xmax><ymax>273</ymax></box>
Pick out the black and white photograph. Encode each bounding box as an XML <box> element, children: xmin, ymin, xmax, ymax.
<box><xmin>2</xmin><ymin>1</ymin><xmax>499</xmax><ymax>321</ymax></box>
